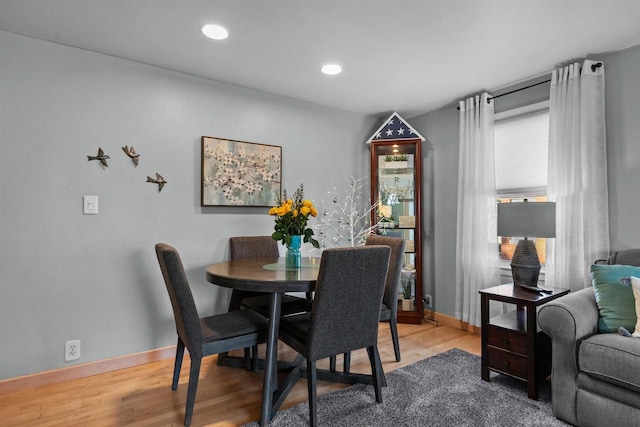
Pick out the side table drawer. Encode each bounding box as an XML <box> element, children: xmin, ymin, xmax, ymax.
<box><xmin>487</xmin><ymin>347</ymin><xmax>527</xmax><ymax>379</ymax></box>
<box><xmin>487</xmin><ymin>325</ymin><xmax>526</xmax><ymax>354</ymax></box>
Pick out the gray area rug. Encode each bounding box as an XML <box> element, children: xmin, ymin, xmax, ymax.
<box><xmin>243</xmin><ymin>348</ymin><xmax>568</xmax><ymax>426</ymax></box>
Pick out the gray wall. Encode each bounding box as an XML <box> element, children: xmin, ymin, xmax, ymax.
<box><xmin>410</xmin><ymin>44</ymin><xmax>640</xmax><ymax>318</ymax></box>
<box><xmin>4</xmin><ymin>27</ymin><xmax>639</xmax><ymax>380</ymax></box>
<box><xmin>602</xmin><ymin>44</ymin><xmax>640</xmax><ymax>249</ymax></box>
<box><xmin>0</xmin><ymin>31</ymin><xmax>376</xmax><ymax>379</ymax></box>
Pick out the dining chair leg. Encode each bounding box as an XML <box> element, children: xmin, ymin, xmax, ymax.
<box><xmin>243</xmin><ymin>347</ymin><xmax>252</xmax><ymax>370</ymax></box>
<box><xmin>227</xmin><ymin>290</ymin><xmax>245</xmax><ymax>312</ymax></box>
<box><xmin>252</xmin><ymin>345</ymin><xmax>259</xmax><ymax>372</ymax></box>
<box><xmin>366</xmin><ymin>346</ymin><xmax>383</xmax><ymax>404</ymax></box>
<box><xmin>184</xmin><ymin>356</ymin><xmax>202</xmax><ymax>426</ymax></box>
<box><xmin>307</xmin><ymin>359</ymin><xmax>318</xmax><ymax>427</ymax></box>
<box><xmin>172</xmin><ymin>338</ymin><xmax>185</xmax><ymax>390</ymax></box>
<box><xmin>377</xmin><ymin>346</ymin><xmax>388</xmax><ymax>388</ymax></box>
<box><xmin>217</xmin><ymin>292</ymin><xmax>245</xmax><ymax>366</ymax></box>
<box><xmin>216</xmin><ymin>352</ymin><xmax>228</xmax><ymax>366</ymax></box>
<box><xmin>390</xmin><ymin>319</ymin><xmax>401</xmax><ymax>362</ymax></box>
<box><xmin>343</xmin><ymin>352</ymin><xmax>351</xmax><ymax>373</ymax></box>
<box><xmin>329</xmin><ymin>355</ymin><xmax>336</xmax><ymax>372</ymax></box>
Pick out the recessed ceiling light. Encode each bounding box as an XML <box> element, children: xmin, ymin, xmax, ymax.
<box><xmin>202</xmin><ymin>24</ymin><xmax>228</xmax><ymax>40</ymax></box>
<box><xmin>321</xmin><ymin>64</ymin><xmax>342</xmax><ymax>75</ymax></box>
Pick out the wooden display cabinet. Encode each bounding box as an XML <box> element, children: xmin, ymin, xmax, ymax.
<box><xmin>370</xmin><ymin>138</ymin><xmax>423</xmax><ymax>324</ymax></box>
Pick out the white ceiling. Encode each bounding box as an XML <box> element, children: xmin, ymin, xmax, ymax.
<box><xmin>2</xmin><ymin>0</ymin><xmax>640</xmax><ymax>118</ymax></box>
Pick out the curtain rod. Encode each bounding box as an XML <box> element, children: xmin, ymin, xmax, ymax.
<box><xmin>456</xmin><ymin>62</ymin><xmax>603</xmax><ymax>110</ymax></box>
<box><xmin>487</xmin><ymin>79</ymin><xmax>551</xmax><ymax>103</ymax></box>
<box><xmin>456</xmin><ymin>79</ymin><xmax>550</xmax><ymax>110</ymax></box>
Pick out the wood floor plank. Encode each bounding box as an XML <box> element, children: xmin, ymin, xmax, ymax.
<box><xmin>0</xmin><ymin>323</ymin><xmax>480</xmax><ymax>426</ymax></box>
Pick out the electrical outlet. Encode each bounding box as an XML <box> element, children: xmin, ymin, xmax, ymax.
<box><xmin>424</xmin><ymin>294</ymin><xmax>433</xmax><ymax>307</ymax></box>
<box><xmin>65</xmin><ymin>340</ymin><xmax>81</xmax><ymax>361</ymax></box>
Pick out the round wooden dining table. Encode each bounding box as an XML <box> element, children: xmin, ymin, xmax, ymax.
<box><xmin>205</xmin><ymin>257</ymin><xmax>320</xmax><ymax>426</ymax></box>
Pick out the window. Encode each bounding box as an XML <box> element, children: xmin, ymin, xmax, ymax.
<box><xmin>494</xmin><ymin>102</ymin><xmax>550</xmax><ymax>264</ymax></box>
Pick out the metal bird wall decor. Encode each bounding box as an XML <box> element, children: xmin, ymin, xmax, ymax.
<box><xmin>87</xmin><ymin>145</ymin><xmax>167</xmax><ymax>195</ymax></box>
<box><xmin>121</xmin><ymin>145</ymin><xmax>140</xmax><ymax>166</ymax></box>
<box><xmin>147</xmin><ymin>173</ymin><xmax>167</xmax><ymax>192</ymax></box>
<box><xmin>87</xmin><ymin>147</ymin><xmax>110</xmax><ymax>167</ymax></box>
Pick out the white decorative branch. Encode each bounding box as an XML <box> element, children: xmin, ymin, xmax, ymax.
<box><xmin>314</xmin><ymin>176</ymin><xmax>382</xmax><ymax>248</ymax></box>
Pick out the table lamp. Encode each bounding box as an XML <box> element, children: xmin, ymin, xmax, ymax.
<box><xmin>497</xmin><ymin>201</ymin><xmax>556</xmax><ymax>290</ymax></box>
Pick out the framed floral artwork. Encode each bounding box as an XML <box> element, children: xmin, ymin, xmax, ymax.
<box><xmin>201</xmin><ymin>136</ymin><xmax>282</xmax><ymax>206</ymax></box>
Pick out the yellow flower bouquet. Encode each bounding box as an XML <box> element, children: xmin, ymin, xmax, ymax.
<box><xmin>269</xmin><ymin>183</ymin><xmax>320</xmax><ymax>249</ymax></box>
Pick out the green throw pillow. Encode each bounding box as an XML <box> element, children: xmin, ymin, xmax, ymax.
<box><xmin>590</xmin><ymin>264</ymin><xmax>639</xmax><ymax>333</ymax></box>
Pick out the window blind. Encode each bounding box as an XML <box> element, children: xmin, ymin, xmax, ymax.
<box><xmin>494</xmin><ymin>110</ymin><xmax>549</xmax><ymax>194</ymax></box>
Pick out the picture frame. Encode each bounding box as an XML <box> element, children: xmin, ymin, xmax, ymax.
<box><xmin>201</xmin><ymin>136</ymin><xmax>282</xmax><ymax>207</ymax></box>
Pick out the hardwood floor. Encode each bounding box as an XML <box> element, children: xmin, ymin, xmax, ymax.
<box><xmin>0</xmin><ymin>322</ymin><xmax>480</xmax><ymax>426</ymax></box>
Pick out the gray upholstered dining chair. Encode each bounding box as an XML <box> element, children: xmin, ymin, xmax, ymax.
<box><xmin>155</xmin><ymin>243</ymin><xmax>268</xmax><ymax>426</ymax></box>
<box><xmin>331</xmin><ymin>235</ymin><xmax>406</xmax><ymax>373</ymax></box>
<box><xmin>229</xmin><ymin>235</ymin><xmax>311</xmax><ymax>316</ymax></box>
<box><xmin>370</xmin><ymin>235</ymin><xmax>406</xmax><ymax>362</ymax></box>
<box><xmin>278</xmin><ymin>245</ymin><xmax>391</xmax><ymax>427</ymax></box>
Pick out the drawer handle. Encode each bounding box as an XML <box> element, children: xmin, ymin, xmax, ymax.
<box><xmin>503</xmin><ymin>360</ymin><xmax>510</xmax><ymax>368</ymax></box>
<box><xmin>501</xmin><ymin>337</ymin><xmax>510</xmax><ymax>345</ymax></box>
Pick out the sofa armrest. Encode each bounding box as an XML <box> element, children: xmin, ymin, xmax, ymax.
<box><xmin>538</xmin><ymin>287</ymin><xmax>599</xmax><ymax>425</ymax></box>
<box><xmin>539</xmin><ymin>287</ymin><xmax>599</xmax><ymax>344</ymax></box>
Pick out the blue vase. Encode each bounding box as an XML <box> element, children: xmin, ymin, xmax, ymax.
<box><xmin>286</xmin><ymin>235</ymin><xmax>302</xmax><ymax>269</ymax></box>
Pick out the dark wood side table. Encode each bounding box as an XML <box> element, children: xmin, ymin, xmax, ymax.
<box><xmin>479</xmin><ymin>284</ymin><xmax>569</xmax><ymax>399</ymax></box>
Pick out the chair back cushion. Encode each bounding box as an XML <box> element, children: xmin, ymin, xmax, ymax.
<box><xmin>228</xmin><ymin>236</ymin><xmax>278</xmax><ymax>308</ymax></box>
<box><xmin>365</xmin><ymin>235</ymin><xmax>406</xmax><ymax>316</ymax></box>
<box><xmin>230</xmin><ymin>236</ymin><xmax>279</xmax><ymax>260</ymax></box>
<box><xmin>606</xmin><ymin>249</ymin><xmax>640</xmax><ymax>267</ymax></box>
<box><xmin>155</xmin><ymin>243</ymin><xmax>203</xmax><ymax>358</ymax></box>
<box><xmin>307</xmin><ymin>246</ymin><xmax>390</xmax><ymax>360</ymax></box>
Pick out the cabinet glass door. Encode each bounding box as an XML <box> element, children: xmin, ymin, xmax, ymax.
<box><xmin>370</xmin><ymin>139</ymin><xmax>423</xmax><ymax>323</ymax></box>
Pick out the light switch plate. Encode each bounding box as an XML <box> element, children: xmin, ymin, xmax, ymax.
<box><xmin>83</xmin><ymin>195</ymin><xmax>98</xmax><ymax>215</ymax></box>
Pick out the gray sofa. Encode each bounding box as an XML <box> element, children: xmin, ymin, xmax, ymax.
<box><xmin>538</xmin><ymin>251</ymin><xmax>640</xmax><ymax>427</ymax></box>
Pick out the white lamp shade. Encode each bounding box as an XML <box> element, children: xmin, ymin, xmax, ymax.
<box><xmin>497</xmin><ymin>202</ymin><xmax>556</xmax><ymax>238</ymax></box>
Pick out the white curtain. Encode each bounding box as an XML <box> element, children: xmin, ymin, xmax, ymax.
<box><xmin>455</xmin><ymin>93</ymin><xmax>500</xmax><ymax>326</ymax></box>
<box><xmin>546</xmin><ymin>60</ymin><xmax>609</xmax><ymax>291</ymax></box>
